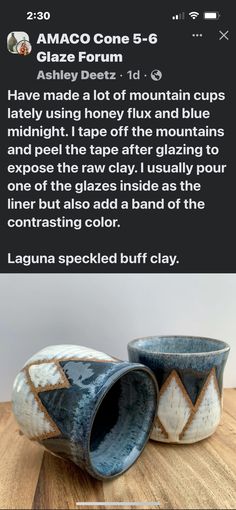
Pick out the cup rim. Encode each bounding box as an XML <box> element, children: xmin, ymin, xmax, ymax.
<box><xmin>86</xmin><ymin>363</ymin><xmax>158</xmax><ymax>480</ymax></box>
<box><xmin>128</xmin><ymin>335</ymin><xmax>230</xmax><ymax>357</ymax></box>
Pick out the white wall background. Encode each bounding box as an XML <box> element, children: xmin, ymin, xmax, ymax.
<box><xmin>0</xmin><ymin>274</ymin><xmax>235</xmax><ymax>401</ymax></box>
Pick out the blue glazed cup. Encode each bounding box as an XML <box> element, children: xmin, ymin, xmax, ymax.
<box><xmin>128</xmin><ymin>336</ymin><xmax>230</xmax><ymax>444</ymax></box>
<box><xmin>12</xmin><ymin>344</ymin><xmax>158</xmax><ymax>480</ymax></box>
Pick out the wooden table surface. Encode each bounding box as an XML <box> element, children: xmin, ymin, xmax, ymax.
<box><xmin>0</xmin><ymin>389</ymin><xmax>236</xmax><ymax>510</ymax></box>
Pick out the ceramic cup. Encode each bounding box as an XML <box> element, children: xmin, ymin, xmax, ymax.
<box><xmin>12</xmin><ymin>344</ymin><xmax>158</xmax><ymax>480</ymax></box>
<box><xmin>128</xmin><ymin>336</ymin><xmax>230</xmax><ymax>444</ymax></box>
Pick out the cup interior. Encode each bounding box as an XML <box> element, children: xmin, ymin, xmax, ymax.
<box><xmin>89</xmin><ymin>368</ymin><xmax>157</xmax><ymax>478</ymax></box>
<box><xmin>129</xmin><ymin>336</ymin><xmax>229</xmax><ymax>355</ymax></box>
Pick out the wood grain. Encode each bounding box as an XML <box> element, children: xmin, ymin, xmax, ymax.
<box><xmin>0</xmin><ymin>390</ymin><xmax>236</xmax><ymax>510</ymax></box>
<box><xmin>0</xmin><ymin>404</ymin><xmax>44</xmax><ymax>510</ymax></box>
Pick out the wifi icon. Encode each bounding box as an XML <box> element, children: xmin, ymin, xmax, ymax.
<box><xmin>189</xmin><ymin>11</ymin><xmax>200</xmax><ymax>19</ymax></box>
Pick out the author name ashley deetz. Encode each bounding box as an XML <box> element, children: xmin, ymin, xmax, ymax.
<box><xmin>37</xmin><ymin>70</ymin><xmax>117</xmax><ymax>81</ymax></box>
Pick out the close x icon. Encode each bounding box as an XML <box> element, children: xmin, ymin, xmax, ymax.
<box><xmin>219</xmin><ymin>30</ymin><xmax>229</xmax><ymax>40</ymax></box>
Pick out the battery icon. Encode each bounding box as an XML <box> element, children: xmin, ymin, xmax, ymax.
<box><xmin>203</xmin><ymin>11</ymin><xmax>220</xmax><ymax>20</ymax></box>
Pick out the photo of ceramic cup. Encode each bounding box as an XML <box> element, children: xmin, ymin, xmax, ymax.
<box><xmin>128</xmin><ymin>336</ymin><xmax>230</xmax><ymax>444</ymax></box>
<box><xmin>12</xmin><ymin>344</ymin><xmax>158</xmax><ymax>480</ymax></box>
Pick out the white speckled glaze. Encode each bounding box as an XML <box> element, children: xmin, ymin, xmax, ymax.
<box><xmin>12</xmin><ymin>371</ymin><xmax>55</xmax><ymax>438</ymax></box>
<box><xmin>23</xmin><ymin>344</ymin><xmax>115</xmax><ymax>366</ymax></box>
<box><xmin>28</xmin><ymin>362</ymin><xmax>64</xmax><ymax>388</ymax></box>
<box><xmin>150</xmin><ymin>369</ymin><xmax>222</xmax><ymax>443</ymax></box>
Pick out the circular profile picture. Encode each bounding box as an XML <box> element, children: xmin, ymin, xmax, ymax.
<box><xmin>7</xmin><ymin>32</ymin><xmax>32</xmax><ymax>55</ymax></box>
<box><xmin>16</xmin><ymin>39</ymin><xmax>32</xmax><ymax>56</ymax></box>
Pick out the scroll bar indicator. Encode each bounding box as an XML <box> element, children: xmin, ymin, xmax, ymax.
<box><xmin>203</xmin><ymin>12</ymin><xmax>220</xmax><ymax>20</ymax></box>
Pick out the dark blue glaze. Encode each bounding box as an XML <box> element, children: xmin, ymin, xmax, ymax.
<box><xmin>128</xmin><ymin>336</ymin><xmax>230</xmax><ymax>403</ymax></box>
<box><xmin>39</xmin><ymin>360</ymin><xmax>158</xmax><ymax>479</ymax></box>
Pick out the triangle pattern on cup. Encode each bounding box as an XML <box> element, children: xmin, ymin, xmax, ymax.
<box><xmin>13</xmin><ymin>348</ymin><xmax>119</xmax><ymax>442</ymax></box>
<box><xmin>156</xmin><ymin>370</ymin><xmax>193</xmax><ymax>442</ymax></box>
<box><xmin>180</xmin><ymin>368</ymin><xmax>221</xmax><ymax>442</ymax></box>
<box><xmin>154</xmin><ymin>368</ymin><xmax>221</xmax><ymax>443</ymax></box>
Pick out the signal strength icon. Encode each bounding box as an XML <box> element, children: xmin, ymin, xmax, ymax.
<box><xmin>189</xmin><ymin>11</ymin><xmax>200</xmax><ymax>19</ymax></box>
<box><xmin>172</xmin><ymin>12</ymin><xmax>185</xmax><ymax>20</ymax></box>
